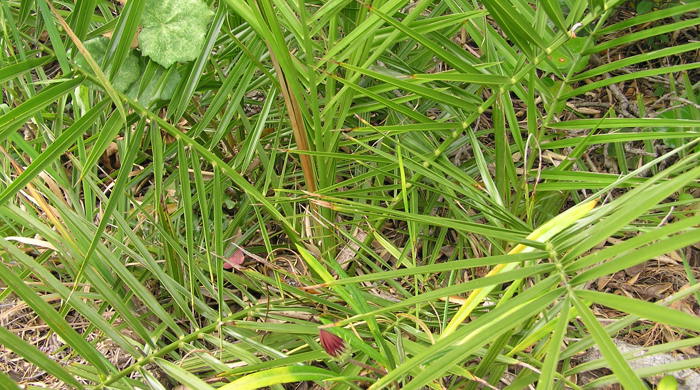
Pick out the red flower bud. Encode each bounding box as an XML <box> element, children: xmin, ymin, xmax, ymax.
<box><xmin>319</xmin><ymin>329</ymin><xmax>345</xmax><ymax>357</ymax></box>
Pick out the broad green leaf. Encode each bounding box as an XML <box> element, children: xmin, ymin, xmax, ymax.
<box><xmin>167</xmin><ymin>7</ymin><xmax>225</xmax><ymax>119</ymax></box>
<box><xmin>139</xmin><ymin>0</ymin><xmax>214</xmax><ymax>67</ymax></box>
<box><xmin>126</xmin><ymin>63</ymin><xmax>182</xmax><ymax>106</ymax></box>
<box><xmin>73</xmin><ymin>37</ymin><xmax>141</xmax><ymax>92</ymax></box>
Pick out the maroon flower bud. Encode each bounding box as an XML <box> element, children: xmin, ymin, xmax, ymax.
<box><xmin>223</xmin><ymin>249</ymin><xmax>245</xmax><ymax>270</ymax></box>
<box><xmin>319</xmin><ymin>329</ymin><xmax>345</xmax><ymax>357</ymax></box>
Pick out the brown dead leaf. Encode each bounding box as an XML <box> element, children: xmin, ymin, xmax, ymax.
<box><xmin>566</xmin><ymin>102</ymin><xmax>601</xmax><ymax>115</ymax></box>
<box><xmin>336</xmin><ymin>227</ymin><xmax>367</xmax><ymax>268</ymax></box>
<box><xmin>101</xmin><ymin>142</ymin><xmax>120</xmax><ymax>171</ymax></box>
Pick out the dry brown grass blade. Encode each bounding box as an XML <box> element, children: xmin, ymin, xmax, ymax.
<box><xmin>0</xmin><ymin>146</ymin><xmax>75</xmax><ymax>249</ymax></box>
<box><xmin>268</xmin><ymin>51</ymin><xmax>317</xmax><ymax>193</ymax></box>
